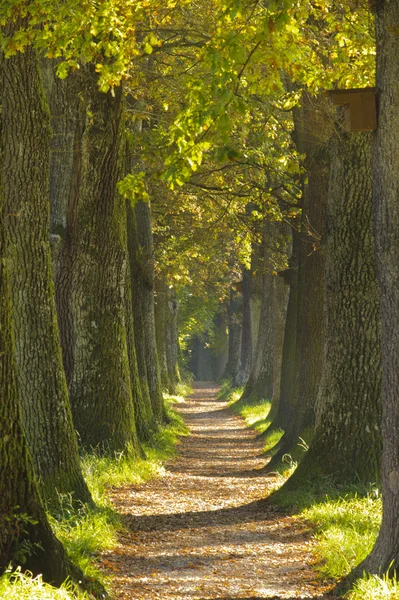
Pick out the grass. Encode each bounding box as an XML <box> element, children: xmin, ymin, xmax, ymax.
<box><xmin>220</xmin><ymin>381</ymin><xmax>284</xmax><ymax>453</ymax></box>
<box><xmin>273</xmin><ymin>477</ymin><xmax>399</xmax><ymax>598</ymax></box>
<box><xmin>0</xmin><ymin>568</ymin><xmax>89</xmax><ymax>600</ymax></box>
<box><xmin>0</xmin><ymin>383</ymin><xmax>190</xmax><ymax>599</ymax></box>
<box><xmin>350</xmin><ymin>572</ymin><xmax>399</xmax><ymax>599</ymax></box>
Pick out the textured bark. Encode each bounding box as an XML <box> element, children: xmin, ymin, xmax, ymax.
<box><xmin>286</xmin><ymin>131</ymin><xmax>381</xmax><ymax>488</ymax></box>
<box><xmin>212</xmin><ymin>310</ymin><xmax>229</xmax><ymax>381</ymax></box>
<box><xmin>165</xmin><ymin>287</ymin><xmax>181</xmax><ymax>392</ymax></box>
<box><xmin>266</xmin><ymin>94</ymin><xmax>330</xmax><ymax>471</ymax></box>
<box><xmin>222</xmin><ymin>288</ymin><xmax>242</xmax><ymax>381</ymax></box>
<box><xmin>155</xmin><ymin>275</ymin><xmax>172</xmax><ymax>392</ymax></box>
<box><xmin>264</xmin><ymin>230</ymin><xmax>300</xmax><ymax>437</ymax></box>
<box><xmin>0</xmin><ymin>45</ymin><xmax>74</xmax><ymax>582</ymax></box>
<box><xmin>241</xmin><ymin>222</ymin><xmax>289</xmax><ymax>403</ymax></box>
<box><xmin>1</xmin><ymin>45</ymin><xmax>90</xmax><ymax>504</ymax></box>
<box><xmin>233</xmin><ymin>267</ymin><xmax>253</xmax><ymax>387</ymax></box>
<box><xmin>129</xmin><ymin>199</ymin><xmax>166</xmax><ymax>423</ymax></box>
<box><xmin>126</xmin><ymin>202</ymin><xmax>156</xmax><ymax>438</ymax></box>
<box><xmin>242</xmin><ymin>272</ymin><xmax>274</xmax><ymax>401</ymax></box>
<box><xmin>53</xmin><ymin>69</ymin><xmax>139</xmax><ymax>454</ymax></box>
<box><xmin>0</xmin><ymin>204</ymin><xmax>72</xmax><ymax>585</ymax></box>
<box><xmin>351</xmin><ymin>0</ymin><xmax>399</xmax><ymax>576</ymax></box>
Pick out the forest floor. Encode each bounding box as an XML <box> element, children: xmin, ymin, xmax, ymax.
<box><xmin>99</xmin><ymin>383</ymin><xmax>335</xmax><ymax>599</ymax></box>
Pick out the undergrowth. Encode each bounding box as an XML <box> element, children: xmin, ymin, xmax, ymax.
<box><xmin>0</xmin><ymin>568</ymin><xmax>89</xmax><ymax>600</ymax></box>
<box><xmin>0</xmin><ymin>384</ymin><xmax>190</xmax><ymax>599</ymax></box>
<box><xmin>273</xmin><ymin>478</ymin><xmax>398</xmax><ymax>598</ymax></box>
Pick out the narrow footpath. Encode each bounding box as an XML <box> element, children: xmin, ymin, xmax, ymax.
<box><xmin>101</xmin><ymin>383</ymin><xmax>334</xmax><ymax>599</ymax></box>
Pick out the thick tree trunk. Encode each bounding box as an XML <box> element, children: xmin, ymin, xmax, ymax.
<box><xmin>265</xmin><ymin>94</ymin><xmax>330</xmax><ymax>471</ymax></box>
<box><xmin>0</xmin><ymin>43</ymin><xmax>75</xmax><ymax>583</ymax></box>
<box><xmin>1</xmin><ymin>45</ymin><xmax>90</xmax><ymax>505</ymax></box>
<box><xmin>349</xmin><ymin>0</ymin><xmax>399</xmax><ymax>577</ymax></box>
<box><xmin>285</xmin><ymin>130</ymin><xmax>381</xmax><ymax>489</ymax></box>
<box><xmin>129</xmin><ymin>199</ymin><xmax>166</xmax><ymax>423</ymax></box>
<box><xmin>53</xmin><ymin>69</ymin><xmax>140</xmax><ymax>454</ymax></box>
<box><xmin>0</xmin><ymin>198</ymin><xmax>71</xmax><ymax>585</ymax></box>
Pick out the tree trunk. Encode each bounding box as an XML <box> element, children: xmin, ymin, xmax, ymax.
<box><xmin>222</xmin><ymin>287</ymin><xmax>242</xmax><ymax>381</ymax></box>
<box><xmin>1</xmin><ymin>44</ymin><xmax>90</xmax><ymax>505</ymax></box>
<box><xmin>54</xmin><ymin>69</ymin><xmax>140</xmax><ymax>455</ymax></box>
<box><xmin>154</xmin><ymin>275</ymin><xmax>172</xmax><ymax>392</ymax></box>
<box><xmin>285</xmin><ymin>130</ymin><xmax>381</xmax><ymax>489</ymax></box>
<box><xmin>241</xmin><ymin>222</ymin><xmax>289</xmax><ymax>403</ymax></box>
<box><xmin>263</xmin><ymin>229</ymin><xmax>299</xmax><ymax>440</ymax></box>
<box><xmin>265</xmin><ymin>93</ymin><xmax>330</xmax><ymax>471</ymax></box>
<box><xmin>128</xmin><ymin>199</ymin><xmax>166</xmax><ymax>423</ymax></box>
<box><xmin>165</xmin><ymin>287</ymin><xmax>181</xmax><ymax>393</ymax></box>
<box><xmin>0</xmin><ymin>196</ymin><xmax>72</xmax><ymax>585</ymax></box>
<box><xmin>233</xmin><ymin>267</ymin><xmax>253</xmax><ymax>387</ymax></box>
<box><xmin>212</xmin><ymin>310</ymin><xmax>229</xmax><ymax>381</ymax></box>
<box><xmin>349</xmin><ymin>0</ymin><xmax>399</xmax><ymax>577</ymax></box>
<box><xmin>0</xmin><ymin>42</ymin><xmax>75</xmax><ymax>583</ymax></box>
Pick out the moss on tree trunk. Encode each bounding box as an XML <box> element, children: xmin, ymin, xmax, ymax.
<box><xmin>1</xmin><ymin>36</ymin><xmax>90</xmax><ymax>505</ymax></box>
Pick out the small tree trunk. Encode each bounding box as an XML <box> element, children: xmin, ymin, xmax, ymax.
<box><xmin>1</xmin><ymin>44</ymin><xmax>90</xmax><ymax>505</ymax></box>
<box><xmin>233</xmin><ymin>267</ymin><xmax>253</xmax><ymax>386</ymax></box>
<box><xmin>222</xmin><ymin>287</ymin><xmax>242</xmax><ymax>381</ymax></box>
<box><xmin>155</xmin><ymin>275</ymin><xmax>172</xmax><ymax>392</ymax></box>
<box><xmin>263</xmin><ymin>227</ymin><xmax>300</xmax><ymax>439</ymax></box>
<box><xmin>212</xmin><ymin>310</ymin><xmax>229</xmax><ymax>381</ymax></box>
<box><xmin>129</xmin><ymin>199</ymin><xmax>166</xmax><ymax>423</ymax></box>
<box><xmin>285</xmin><ymin>130</ymin><xmax>381</xmax><ymax>489</ymax></box>
<box><xmin>241</xmin><ymin>222</ymin><xmax>289</xmax><ymax>403</ymax></box>
<box><xmin>166</xmin><ymin>287</ymin><xmax>181</xmax><ymax>392</ymax></box>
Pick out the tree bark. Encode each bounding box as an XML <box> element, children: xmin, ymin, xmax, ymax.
<box><xmin>263</xmin><ymin>228</ymin><xmax>299</xmax><ymax>440</ymax></box>
<box><xmin>0</xmin><ymin>195</ymin><xmax>72</xmax><ymax>585</ymax></box>
<box><xmin>349</xmin><ymin>0</ymin><xmax>399</xmax><ymax>577</ymax></box>
<box><xmin>128</xmin><ymin>199</ymin><xmax>166</xmax><ymax>423</ymax></box>
<box><xmin>265</xmin><ymin>93</ymin><xmax>330</xmax><ymax>471</ymax></box>
<box><xmin>241</xmin><ymin>222</ymin><xmax>289</xmax><ymax>403</ymax></box>
<box><xmin>155</xmin><ymin>274</ymin><xmax>173</xmax><ymax>392</ymax></box>
<box><xmin>233</xmin><ymin>267</ymin><xmax>253</xmax><ymax>387</ymax></box>
<box><xmin>222</xmin><ymin>287</ymin><xmax>242</xmax><ymax>381</ymax></box>
<box><xmin>165</xmin><ymin>287</ymin><xmax>181</xmax><ymax>392</ymax></box>
<box><xmin>1</xmin><ymin>44</ymin><xmax>90</xmax><ymax>505</ymax></box>
<box><xmin>285</xmin><ymin>130</ymin><xmax>381</xmax><ymax>489</ymax></box>
<box><xmin>53</xmin><ymin>68</ymin><xmax>140</xmax><ymax>454</ymax></box>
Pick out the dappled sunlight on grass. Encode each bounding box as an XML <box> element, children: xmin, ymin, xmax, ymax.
<box><xmin>0</xmin><ymin>568</ymin><xmax>89</xmax><ymax>600</ymax></box>
<box><xmin>302</xmin><ymin>492</ymin><xmax>381</xmax><ymax>579</ymax></box>
<box><xmin>349</xmin><ymin>572</ymin><xmax>399</xmax><ymax>600</ymax></box>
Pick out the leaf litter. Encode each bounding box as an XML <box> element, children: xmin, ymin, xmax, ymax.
<box><xmin>99</xmin><ymin>383</ymin><xmax>334</xmax><ymax>599</ymax></box>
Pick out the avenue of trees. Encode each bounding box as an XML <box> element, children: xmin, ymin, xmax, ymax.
<box><xmin>2</xmin><ymin>0</ymin><xmax>399</xmax><ymax>593</ymax></box>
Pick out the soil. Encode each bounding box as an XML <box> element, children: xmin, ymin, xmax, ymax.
<box><xmin>100</xmin><ymin>383</ymin><xmax>334</xmax><ymax>599</ymax></box>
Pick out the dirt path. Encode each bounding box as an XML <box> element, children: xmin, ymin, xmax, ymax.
<box><xmin>101</xmin><ymin>383</ymin><xmax>333</xmax><ymax>599</ymax></box>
